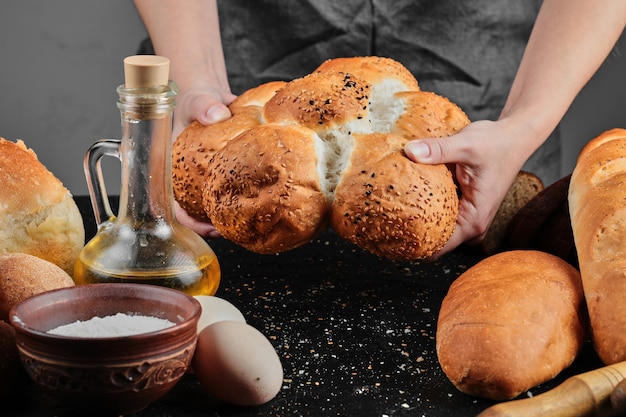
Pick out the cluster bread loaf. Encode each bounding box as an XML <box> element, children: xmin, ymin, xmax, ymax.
<box><xmin>0</xmin><ymin>138</ymin><xmax>84</xmax><ymax>275</ymax></box>
<box><xmin>173</xmin><ymin>56</ymin><xmax>470</xmax><ymax>259</ymax></box>
<box><xmin>436</xmin><ymin>250</ymin><xmax>587</xmax><ymax>400</ymax></box>
<box><xmin>569</xmin><ymin>128</ymin><xmax>626</xmax><ymax>365</ymax></box>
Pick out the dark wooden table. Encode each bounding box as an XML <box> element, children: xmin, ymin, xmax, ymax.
<box><xmin>9</xmin><ymin>196</ymin><xmax>602</xmax><ymax>417</ymax></box>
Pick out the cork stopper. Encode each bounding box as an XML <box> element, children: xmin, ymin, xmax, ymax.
<box><xmin>123</xmin><ymin>55</ymin><xmax>170</xmax><ymax>88</ymax></box>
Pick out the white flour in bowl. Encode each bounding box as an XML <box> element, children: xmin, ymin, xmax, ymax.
<box><xmin>47</xmin><ymin>313</ymin><xmax>175</xmax><ymax>338</ymax></box>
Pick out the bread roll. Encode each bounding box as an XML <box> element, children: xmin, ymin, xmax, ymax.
<box><xmin>0</xmin><ymin>252</ymin><xmax>75</xmax><ymax>322</ymax></box>
<box><xmin>173</xmin><ymin>108</ymin><xmax>264</xmax><ymax>220</ymax></box>
<box><xmin>173</xmin><ymin>81</ymin><xmax>287</xmax><ymax>220</ymax></box>
<box><xmin>568</xmin><ymin>128</ymin><xmax>626</xmax><ymax>364</ymax></box>
<box><xmin>331</xmin><ymin>133</ymin><xmax>457</xmax><ymax>260</ymax></box>
<box><xmin>175</xmin><ymin>56</ymin><xmax>470</xmax><ymax>259</ymax></box>
<box><xmin>436</xmin><ymin>250</ymin><xmax>587</xmax><ymax>400</ymax></box>
<box><xmin>263</xmin><ymin>70</ymin><xmax>373</xmax><ymax>135</ymax></box>
<box><xmin>0</xmin><ymin>138</ymin><xmax>84</xmax><ymax>274</ymax></box>
<box><xmin>203</xmin><ymin>124</ymin><xmax>329</xmax><ymax>254</ymax></box>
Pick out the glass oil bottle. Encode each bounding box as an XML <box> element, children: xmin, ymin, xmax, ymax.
<box><xmin>74</xmin><ymin>55</ymin><xmax>220</xmax><ymax>296</ymax></box>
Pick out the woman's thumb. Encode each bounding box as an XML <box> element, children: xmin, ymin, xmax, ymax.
<box><xmin>197</xmin><ymin>101</ymin><xmax>232</xmax><ymax>125</ymax></box>
<box><xmin>404</xmin><ymin>138</ymin><xmax>451</xmax><ymax>164</ymax></box>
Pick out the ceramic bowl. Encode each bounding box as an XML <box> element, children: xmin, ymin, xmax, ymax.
<box><xmin>9</xmin><ymin>283</ymin><xmax>201</xmax><ymax>415</ymax></box>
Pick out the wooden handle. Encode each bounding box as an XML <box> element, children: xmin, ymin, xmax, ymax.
<box><xmin>477</xmin><ymin>361</ymin><xmax>626</xmax><ymax>417</ymax></box>
<box><xmin>123</xmin><ymin>55</ymin><xmax>169</xmax><ymax>88</ymax></box>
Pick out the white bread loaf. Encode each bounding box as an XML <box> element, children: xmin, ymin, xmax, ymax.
<box><xmin>568</xmin><ymin>128</ymin><xmax>626</xmax><ymax>365</ymax></box>
<box><xmin>436</xmin><ymin>250</ymin><xmax>587</xmax><ymax>400</ymax></box>
<box><xmin>0</xmin><ymin>138</ymin><xmax>84</xmax><ymax>275</ymax></box>
<box><xmin>173</xmin><ymin>56</ymin><xmax>470</xmax><ymax>259</ymax></box>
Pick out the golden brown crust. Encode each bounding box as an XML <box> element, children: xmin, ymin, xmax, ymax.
<box><xmin>263</xmin><ymin>71</ymin><xmax>371</xmax><ymax>133</ymax></box>
<box><xmin>202</xmin><ymin>124</ymin><xmax>329</xmax><ymax>254</ymax></box>
<box><xmin>228</xmin><ymin>81</ymin><xmax>287</xmax><ymax>113</ymax></box>
<box><xmin>0</xmin><ymin>138</ymin><xmax>84</xmax><ymax>275</ymax></box>
<box><xmin>314</xmin><ymin>56</ymin><xmax>420</xmax><ymax>92</ymax></box>
<box><xmin>172</xmin><ymin>109</ymin><xmax>263</xmax><ymax>219</ymax></box>
<box><xmin>0</xmin><ymin>253</ymin><xmax>75</xmax><ymax>322</ymax></box>
<box><xmin>0</xmin><ymin>138</ymin><xmax>65</xmax><ymax>211</ymax></box>
<box><xmin>331</xmin><ymin>133</ymin><xmax>458</xmax><ymax>259</ymax></box>
<box><xmin>436</xmin><ymin>250</ymin><xmax>587</xmax><ymax>400</ymax></box>
<box><xmin>174</xmin><ymin>56</ymin><xmax>468</xmax><ymax>259</ymax></box>
<box><xmin>569</xmin><ymin>128</ymin><xmax>626</xmax><ymax>364</ymax></box>
<box><xmin>392</xmin><ymin>91</ymin><xmax>470</xmax><ymax>139</ymax></box>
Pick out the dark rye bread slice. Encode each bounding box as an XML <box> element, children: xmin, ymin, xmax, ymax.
<box><xmin>505</xmin><ymin>174</ymin><xmax>577</xmax><ymax>267</ymax></box>
<box><xmin>480</xmin><ymin>171</ymin><xmax>544</xmax><ymax>255</ymax></box>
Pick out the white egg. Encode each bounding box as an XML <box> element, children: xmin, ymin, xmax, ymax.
<box><xmin>193</xmin><ymin>295</ymin><xmax>246</xmax><ymax>333</ymax></box>
<box><xmin>193</xmin><ymin>321</ymin><xmax>283</xmax><ymax>406</ymax></box>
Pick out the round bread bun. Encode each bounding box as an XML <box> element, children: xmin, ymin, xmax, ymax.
<box><xmin>0</xmin><ymin>252</ymin><xmax>75</xmax><ymax>322</ymax></box>
<box><xmin>174</xmin><ymin>56</ymin><xmax>470</xmax><ymax>259</ymax></box>
<box><xmin>263</xmin><ymin>70</ymin><xmax>372</xmax><ymax>135</ymax></box>
<box><xmin>331</xmin><ymin>133</ymin><xmax>458</xmax><ymax>260</ymax></box>
<box><xmin>173</xmin><ymin>108</ymin><xmax>264</xmax><ymax>220</ymax></box>
<box><xmin>0</xmin><ymin>138</ymin><xmax>84</xmax><ymax>274</ymax></box>
<box><xmin>203</xmin><ymin>124</ymin><xmax>329</xmax><ymax>254</ymax></box>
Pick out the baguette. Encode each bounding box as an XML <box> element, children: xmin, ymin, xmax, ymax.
<box><xmin>568</xmin><ymin>127</ymin><xmax>626</xmax><ymax>364</ymax></box>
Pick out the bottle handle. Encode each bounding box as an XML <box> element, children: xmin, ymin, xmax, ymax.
<box><xmin>83</xmin><ymin>139</ymin><xmax>121</xmax><ymax>226</ymax></box>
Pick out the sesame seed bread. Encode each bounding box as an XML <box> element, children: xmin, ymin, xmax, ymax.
<box><xmin>174</xmin><ymin>56</ymin><xmax>470</xmax><ymax>259</ymax></box>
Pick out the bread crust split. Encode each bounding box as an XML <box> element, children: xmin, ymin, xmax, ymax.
<box><xmin>173</xmin><ymin>56</ymin><xmax>470</xmax><ymax>259</ymax></box>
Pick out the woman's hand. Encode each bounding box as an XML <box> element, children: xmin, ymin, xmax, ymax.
<box><xmin>171</xmin><ymin>85</ymin><xmax>237</xmax><ymax>238</ymax></box>
<box><xmin>172</xmin><ymin>84</ymin><xmax>237</xmax><ymax>140</ymax></box>
<box><xmin>405</xmin><ymin>119</ymin><xmax>531</xmax><ymax>257</ymax></box>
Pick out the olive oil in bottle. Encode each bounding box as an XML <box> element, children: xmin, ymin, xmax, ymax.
<box><xmin>74</xmin><ymin>55</ymin><xmax>220</xmax><ymax>295</ymax></box>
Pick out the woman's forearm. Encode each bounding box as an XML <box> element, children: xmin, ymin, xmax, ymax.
<box><xmin>133</xmin><ymin>0</ymin><xmax>230</xmax><ymax>94</ymax></box>
<box><xmin>501</xmin><ymin>0</ymin><xmax>626</xmax><ymax>156</ymax></box>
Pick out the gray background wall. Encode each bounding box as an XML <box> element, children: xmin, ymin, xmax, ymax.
<box><xmin>1</xmin><ymin>0</ymin><xmax>625</xmax><ymax>197</ymax></box>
